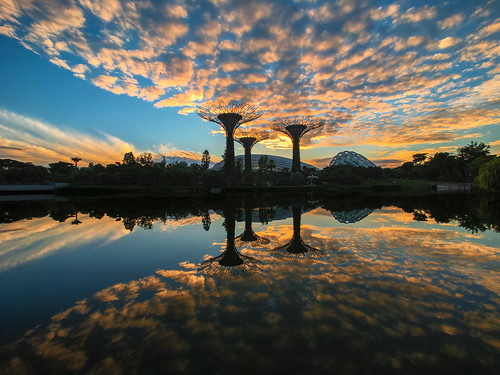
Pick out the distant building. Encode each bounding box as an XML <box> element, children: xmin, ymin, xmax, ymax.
<box><xmin>212</xmin><ymin>154</ymin><xmax>318</xmax><ymax>171</ymax></box>
<box><xmin>329</xmin><ymin>151</ymin><xmax>376</xmax><ymax>168</ymax></box>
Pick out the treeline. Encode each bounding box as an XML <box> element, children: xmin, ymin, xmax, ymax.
<box><xmin>0</xmin><ymin>152</ymin><xmax>222</xmax><ymax>187</ymax></box>
<box><xmin>1</xmin><ymin>141</ymin><xmax>498</xmax><ymax>190</ymax></box>
<box><xmin>320</xmin><ymin>141</ymin><xmax>499</xmax><ymax>190</ymax></box>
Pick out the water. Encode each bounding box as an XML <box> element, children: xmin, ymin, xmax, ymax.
<box><xmin>0</xmin><ymin>193</ymin><xmax>499</xmax><ymax>374</ymax></box>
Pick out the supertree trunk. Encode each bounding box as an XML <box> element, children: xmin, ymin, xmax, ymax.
<box><xmin>225</xmin><ymin>129</ymin><xmax>236</xmax><ymax>181</ymax></box>
<box><xmin>244</xmin><ymin>146</ymin><xmax>252</xmax><ymax>173</ymax></box>
<box><xmin>292</xmin><ymin>139</ymin><xmax>301</xmax><ymax>172</ymax></box>
<box><xmin>218</xmin><ymin>205</ymin><xmax>243</xmax><ymax>266</ymax></box>
<box><xmin>218</xmin><ymin>113</ymin><xmax>241</xmax><ymax>183</ymax></box>
<box><xmin>292</xmin><ymin>205</ymin><xmax>301</xmax><ymax>237</ymax></box>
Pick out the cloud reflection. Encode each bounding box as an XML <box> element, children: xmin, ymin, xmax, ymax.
<box><xmin>1</xmin><ymin>205</ymin><xmax>499</xmax><ymax>373</ymax></box>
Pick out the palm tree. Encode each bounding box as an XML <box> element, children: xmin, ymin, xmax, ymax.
<box><xmin>71</xmin><ymin>157</ymin><xmax>82</xmax><ymax>168</ymax></box>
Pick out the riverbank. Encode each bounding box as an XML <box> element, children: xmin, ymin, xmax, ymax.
<box><xmin>0</xmin><ymin>179</ymin><xmax>480</xmax><ymax>198</ymax></box>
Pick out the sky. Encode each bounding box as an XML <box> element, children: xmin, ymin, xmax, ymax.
<box><xmin>0</xmin><ymin>0</ymin><xmax>499</xmax><ymax>168</ymax></box>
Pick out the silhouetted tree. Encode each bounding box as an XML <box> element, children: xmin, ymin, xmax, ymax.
<box><xmin>412</xmin><ymin>153</ymin><xmax>427</xmax><ymax>165</ymax></box>
<box><xmin>197</xmin><ymin>99</ymin><xmax>261</xmax><ymax>183</ymax></box>
<box><xmin>48</xmin><ymin>161</ymin><xmax>74</xmax><ymax>181</ymax></box>
<box><xmin>201</xmin><ymin>150</ymin><xmax>211</xmax><ymax>170</ymax></box>
<box><xmin>268</xmin><ymin>159</ymin><xmax>276</xmax><ymax>172</ymax></box>
<box><xmin>457</xmin><ymin>141</ymin><xmax>490</xmax><ymax>162</ymax></box>
<box><xmin>258</xmin><ymin>155</ymin><xmax>269</xmax><ymax>173</ymax></box>
<box><xmin>272</xmin><ymin>116</ymin><xmax>325</xmax><ymax>172</ymax></box>
<box><xmin>71</xmin><ymin>157</ymin><xmax>82</xmax><ymax>168</ymax></box>
<box><xmin>137</xmin><ymin>152</ymin><xmax>154</xmax><ymax>166</ymax></box>
<box><xmin>122</xmin><ymin>152</ymin><xmax>136</xmax><ymax>166</ymax></box>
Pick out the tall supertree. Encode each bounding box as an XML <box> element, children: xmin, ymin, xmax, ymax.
<box><xmin>235</xmin><ymin>130</ymin><xmax>269</xmax><ymax>183</ymax></box>
<box><xmin>197</xmin><ymin>99</ymin><xmax>262</xmax><ymax>182</ymax></box>
<box><xmin>271</xmin><ymin>205</ymin><xmax>323</xmax><ymax>263</ymax></box>
<box><xmin>272</xmin><ymin>116</ymin><xmax>324</xmax><ymax>172</ymax></box>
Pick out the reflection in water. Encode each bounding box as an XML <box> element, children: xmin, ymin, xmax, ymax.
<box><xmin>235</xmin><ymin>199</ymin><xmax>270</xmax><ymax>247</ymax></box>
<box><xmin>198</xmin><ymin>205</ymin><xmax>261</xmax><ymax>279</ymax></box>
<box><xmin>0</xmin><ymin>214</ymin><xmax>129</xmax><ymax>271</ymax></box>
<box><xmin>271</xmin><ymin>205</ymin><xmax>323</xmax><ymax>262</ymax></box>
<box><xmin>0</xmin><ymin>195</ymin><xmax>499</xmax><ymax>374</ymax></box>
<box><xmin>331</xmin><ymin>208</ymin><xmax>375</xmax><ymax>223</ymax></box>
<box><xmin>70</xmin><ymin>212</ymin><xmax>82</xmax><ymax>225</ymax></box>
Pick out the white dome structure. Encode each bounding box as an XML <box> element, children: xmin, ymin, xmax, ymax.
<box><xmin>329</xmin><ymin>151</ymin><xmax>376</xmax><ymax>168</ymax></box>
<box><xmin>212</xmin><ymin>154</ymin><xmax>318</xmax><ymax>171</ymax></box>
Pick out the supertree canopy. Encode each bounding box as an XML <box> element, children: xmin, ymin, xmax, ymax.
<box><xmin>197</xmin><ymin>99</ymin><xmax>261</xmax><ymax>182</ymax></box>
<box><xmin>235</xmin><ymin>129</ymin><xmax>269</xmax><ymax>174</ymax></box>
<box><xmin>272</xmin><ymin>116</ymin><xmax>324</xmax><ymax>172</ymax></box>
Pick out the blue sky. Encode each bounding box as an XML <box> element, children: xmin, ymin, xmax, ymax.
<box><xmin>0</xmin><ymin>0</ymin><xmax>499</xmax><ymax>167</ymax></box>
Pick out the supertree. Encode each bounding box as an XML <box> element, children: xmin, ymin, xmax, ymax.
<box><xmin>197</xmin><ymin>99</ymin><xmax>262</xmax><ymax>182</ymax></box>
<box><xmin>272</xmin><ymin>116</ymin><xmax>324</xmax><ymax>172</ymax></box>
<box><xmin>235</xmin><ymin>130</ymin><xmax>269</xmax><ymax>183</ymax></box>
<box><xmin>198</xmin><ymin>204</ymin><xmax>262</xmax><ymax>279</ymax></box>
<box><xmin>271</xmin><ymin>205</ymin><xmax>323</xmax><ymax>263</ymax></box>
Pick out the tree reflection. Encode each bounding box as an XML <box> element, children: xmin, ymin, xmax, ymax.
<box><xmin>70</xmin><ymin>212</ymin><xmax>82</xmax><ymax>225</ymax></box>
<box><xmin>198</xmin><ymin>204</ymin><xmax>261</xmax><ymax>279</ymax></box>
<box><xmin>272</xmin><ymin>205</ymin><xmax>323</xmax><ymax>262</ymax></box>
<box><xmin>235</xmin><ymin>199</ymin><xmax>270</xmax><ymax>247</ymax></box>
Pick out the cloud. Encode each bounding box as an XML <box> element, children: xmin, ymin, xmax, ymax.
<box><xmin>438</xmin><ymin>14</ymin><xmax>465</xmax><ymax>29</ymax></box>
<box><xmin>0</xmin><ymin>107</ymin><xmax>135</xmax><ymax>165</ymax></box>
<box><xmin>155</xmin><ymin>145</ymin><xmax>221</xmax><ymax>165</ymax></box>
<box><xmin>0</xmin><ymin>0</ymin><xmax>498</xmax><ymax>160</ymax></box>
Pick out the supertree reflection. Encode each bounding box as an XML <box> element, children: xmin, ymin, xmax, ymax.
<box><xmin>235</xmin><ymin>199</ymin><xmax>270</xmax><ymax>247</ymax></box>
<box><xmin>198</xmin><ymin>204</ymin><xmax>261</xmax><ymax>279</ymax></box>
<box><xmin>271</xmin><ymin>205</ymin><xmax>323</xmax><ymax>263</ymax></box>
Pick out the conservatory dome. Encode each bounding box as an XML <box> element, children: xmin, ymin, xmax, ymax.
<box><xmin>212</xmin><ymin>154</ymin><xmax>318</xmax><ymax>171</ymax></box>
<box><xmin>329</xmin><ymin>151</ymin><xmax>376</xmax><ymax>168</ymax></box>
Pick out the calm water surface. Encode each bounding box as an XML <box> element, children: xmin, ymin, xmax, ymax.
<box><xmin>0</xmin><ymin>194</ymin><xmax>499</xmax><ymax>374</ymax></box>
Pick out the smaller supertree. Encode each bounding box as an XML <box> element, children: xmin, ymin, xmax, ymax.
<box><xmin>272</xmin><ymin>116</ymin><xmax>324</xmax><ymax>172</ymax></box>
<box><xmin>197</xmin><ymin>99</ymin><xmax>262</xmax><ymax>182</ymax></box>
<box><xmin>235</xmin><ymin>129</ymin><xmax>269</xmax><ymax>176</ymax></box>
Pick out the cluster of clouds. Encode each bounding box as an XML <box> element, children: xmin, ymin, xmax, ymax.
<box><xmin>0</xmin><ymin>108</ymin><xmax>135</xmax><ymax>165</ymax></box>
<box><xmin>1</xmin><ymin>0</ymin><xmax>499</xmax><ymax>166</ymax></box>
